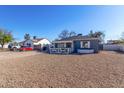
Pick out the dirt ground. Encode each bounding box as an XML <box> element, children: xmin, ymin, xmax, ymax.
<box><xmin>0</xmin><ymin>51</ymin><xmax>124</xmax><ymax>88</ymax></box>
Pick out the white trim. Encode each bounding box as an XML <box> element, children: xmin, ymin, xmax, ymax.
<box><xmin>80</xmin><ymin>41</ymin><xmax>90</xmax><ymax>48</ymax></box>
<box><xmin>52</xmin><ymin>41</ymin><xmax>73</xmax><ymax>43</ymax></box>
<box><xmin>50</xmin><ymin>48</ymin><xmax>72</xmax><ymax>54</ymax></box>
<box><xmin>80</xmin><ymin>41</ymin><xmax>83</xmax><ymax>48</ymax></box>
<box><xmin>88</xmin><ymin>41</ymin><xmax>90</xmax><ymax>48</ymax></box>
<box><xmin>64</xmin><ymin>43</ymin><xmax>66</xmax><ymax>48</ymax></box>
<box><xmin>78</xmin><ymin>49</ymin><xmax>94</xmax><ymax>54</ymax></box>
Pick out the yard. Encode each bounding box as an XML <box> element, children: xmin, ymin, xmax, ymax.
<box><xmin>0</xmin><ymin>51</ymin><xmax>124</xmax><ymax>87</ymax></box>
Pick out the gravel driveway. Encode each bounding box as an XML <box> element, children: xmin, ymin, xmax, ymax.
<box><xmin>0</xmin><ymin>51</ymin><xmax>124</xmax><ymax>88</ymax></box>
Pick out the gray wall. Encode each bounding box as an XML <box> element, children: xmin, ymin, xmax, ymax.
<box><xmin>73</xmin><ymin>40</ymin><xmax>99</xmax><ymax>53</ymax></box>
<box><xmin>73</xmin><ymin>41</ymin><xmax>81</xmax><ymax>53</ymax></box>
<box><xmin>90</xmin><ymin>40</ymin><xmax>99</xmax><ymax>53</ymax></box>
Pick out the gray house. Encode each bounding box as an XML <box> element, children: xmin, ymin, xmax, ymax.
<box><xmin>49</xmin><ymin>35</ymin><xmax>100</xmax><ymax>54</ymax></box>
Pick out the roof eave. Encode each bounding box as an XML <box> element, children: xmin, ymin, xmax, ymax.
<box><xmin>53</xmin><ymin>38</ymin><xmax>99</xmax><ymax>43</ymax></box>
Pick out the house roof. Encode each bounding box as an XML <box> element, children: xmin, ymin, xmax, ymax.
<box><xmin>54</xmin><ymin>35</ymin><xmax>99</xmax><ymax>42</ymax></box>
<box><xmin>19</xmin><ymin>39</ymin><xmax>33</xmax><ymax>45</ymax></box>
<box><xmin>19</xmin><ymin>38</ymin><xmax>51</xmax><ymax>45</ymax></box>
<box><xmin>32</xmin><ymin>38</ymin><xmax>44</xmax><ymax>43</ymax></box>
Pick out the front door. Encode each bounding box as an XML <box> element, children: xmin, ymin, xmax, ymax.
<box><xmin>73</xmin><ymin>41</ymin><xmax>80</xmax><ymax>53</ymax></box>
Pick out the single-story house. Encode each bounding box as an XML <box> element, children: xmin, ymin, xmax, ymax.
<box><xmin>19</xmin><ymin>38</ymin><xmax>51</xmax><ymax>50</ymax></box>
<box><xmin>19</xmin><ymin>39</ymin><xmax>34</xmax><ymax>47</ymax></box>
<box><xmin>33</xmin><ymin>38</ymin><xmax>51</xmax><ymax>50</ymax></box>
<box><xmin>49</xmin><ymin>35</ymin><xmax>100</xmax><ymax>54</ymax></box>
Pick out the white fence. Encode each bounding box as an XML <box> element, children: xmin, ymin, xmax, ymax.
<box><xmin>49</xmin><ymin>48</ymin><xmax>72</xmax><ymax>54</ymax></box>
<box><xmin>103</xmin><ymin>44</ymin><xmax>124</xmax><ymax>52</ymax></box>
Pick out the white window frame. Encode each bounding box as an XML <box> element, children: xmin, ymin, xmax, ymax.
<box><xmin>80</xmin><ymin>41</ymin><xmax>90</xmax><ymax>48</ymax></box>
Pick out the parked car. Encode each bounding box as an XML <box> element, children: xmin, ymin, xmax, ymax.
<box><xmin>19</xmin><ymin>46</ymin><xmax>33</xmax><ymax>51</ymax></box>
<box><xmin>8</xmin><ymin>42</ymin><xmax>21</xmax><ymax>51</ymax></box>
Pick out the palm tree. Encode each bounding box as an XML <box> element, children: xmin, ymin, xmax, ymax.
<box><xmin>24</xmin><ymin>33</ymin><xmax>30</xmax><ymax>40</ymax></box>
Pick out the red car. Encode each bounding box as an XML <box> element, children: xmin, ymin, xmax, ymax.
<box><xmin>19</xmin><ymin>46</ymin><xmax>33</xmax><ymax>51</ymax></box>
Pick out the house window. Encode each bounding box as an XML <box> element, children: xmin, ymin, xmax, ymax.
<box><xmin>55</xmin><ymin>43</ymin><xmax>58</xmax><ymax>48</ymax></box>
<box><xmin>66</xmin><ymin>43</ymin><xmax>72</xmax><ymax>48</ymax></box>
<box><xmin>55</xmin><ymin>43</ymin><xmax>65</xmax><ymax>48</ymax></box>
<box><xmin>58</xmin><ymin>43</ymin><xmax>65</xmax><ymax>48</ymax></box>
<box><xmin>27</xmin><ymin>43</ymin><xmax>31</xmax><ymax>47</ymax></box>
<box><xmin>81</xmin><ymin>41</ymin><xmax>90</xmax><ymax>48</ymax></box>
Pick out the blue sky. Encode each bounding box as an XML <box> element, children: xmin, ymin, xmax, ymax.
<box><xmin>0</xmin><ymin>5</ymin><xmax>124</xmax><ymax>41</ymax></box>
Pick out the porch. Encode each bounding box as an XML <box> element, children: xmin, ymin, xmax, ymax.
<box><xmin>49</xmin><ymin>41</ymin><xmax>73</xmax><ymax>54</ymax></box>
<box><xmin>49</xmin><ymin>48</ymin><xmax>73</xmax><ymax>54</ymax></box>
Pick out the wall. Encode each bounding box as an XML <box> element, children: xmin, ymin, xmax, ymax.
<box><xmin>24</xmin><ymin>40</ymin><xmax>33</xmax><ymax>47</ymax></box>
<box><xmin>33</xmin><ymin>39</ymin><xmax>51</xmax><ymax>47</ymax></box>
<box><xmin>0</xmin><ymin>44</ymin><xmax>9</xmax><ymax>48</ymax></box>
<box><xmin>90</xmin><ymin>40</ymin><xmax>99</xmax><ymax>53</ymax></box>
<box><xmin>73</xmin><ymin>40</ymin><xmax>81</xmax><ymax>53</ymax></box>
<box><xmin>103</xmin><ymin>44</ymin><xmax>124</xmax><ymax>52</ymax></box>
<box><xmin>73</xmin><ymin>40</ymin><xmax>99</xmax><ymax>53</ymax></box>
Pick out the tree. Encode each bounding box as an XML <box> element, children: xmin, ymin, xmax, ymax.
<box><xmin>121</xmin><ymin>32</ymin><xmax>124</xmax><ymax>40</ymax></box>
<box><xmin>69</xmin><ymin>31</ymin><xmax>77</xmax><ymax>37</ymax></box>
<box><xmin>120</xmin><ymin>32</ymin><xmax>124</xmax><ymax>44</ymax></box>
<box><xmin>24</xmin><ymin>33</ymin><xmax>30</xmax><ymax>40</ymax></box>
<box><xmin>58</xmin><ymin>30</ymin><xmax>77</xmax><ymax>39</ymax></box>
<box><xmin>0</xmin><ymin>28</ymin><xmax>13</xmax><ymax>48</ymax></box>
<box><xmin>89</xmin><ymin>30</ymin><xmax>94</xmax><ymax>37</ymax></box>
<box><xmin>58</xmin><ymin>30</ymin><xmax>70</xmax><ymax>39</ymax></box>
<box><xmin>33</xmin><ymin>36</ymin><xmax>37</xmax><ymax>39</ymax></box>
<box><xmin>88</xmin><ymin>30</ymin><xmax>105</xmax><ymax>43</ymax></box>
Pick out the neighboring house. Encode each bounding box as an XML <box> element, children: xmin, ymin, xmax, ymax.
<box><xmin>107</xmin><ymin>40</ymin><xmax>121</xmax><ymax>44</ymax></box>
<box><xmin>49</xmin><ymin>35</ymin><xmax>100</xmax><ymax>54</ymax></box>
<box><xmin>20</xmin><ymin>39</ymin><xmax>34</xmax><ymax>47</ymax></box>
<box><xmin>33</xmin><ymin>38</ymin><xmax>51</xmax><ymax>50</ymax></box>
<box><xmin>19</xmin><ymin>38</ymin><xmax>51</xmax><ymax>50</ymax></box>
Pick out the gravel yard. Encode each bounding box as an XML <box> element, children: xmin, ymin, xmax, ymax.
<box><xmin>0</xmin><ymin>51</ymin><xmax>124</xmax><ymax>88</ymax></box>
<box><xmin>0</xmin><ymin>51</ymin><xmax>41</xmax><ymax>60</ymax></box>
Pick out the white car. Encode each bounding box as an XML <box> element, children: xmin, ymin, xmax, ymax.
<box><xmin>8</xmin><ymin>42</ymin><xmax>21</xmax><ymax>51</ymax></box>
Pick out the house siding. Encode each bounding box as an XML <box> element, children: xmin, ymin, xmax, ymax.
<box><xmin>23</xmin><ymin>40</ymin><xmax>33</xmax><ymax>47</ymax></box>
<box><xmin>90</xmin><ymin>40</ymin><xmax>99</xmax><ymax>53</ymax></box>
<box><xmin>73</xmin><ymin>40</ymin><xmax>99</xmax><ymax>53</ymax></box>
<box><xmin>73</xmin><ymin>40</ymin><xmax>81</xmax><ymax>53</ymax></box>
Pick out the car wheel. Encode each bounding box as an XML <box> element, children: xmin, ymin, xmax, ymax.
<box><xmin>13</xmin><ymin>47</ymin><xmax>17</xmax><ymax>52</ymax></box>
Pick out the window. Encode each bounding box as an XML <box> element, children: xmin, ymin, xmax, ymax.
<box><xmin>55</xmin><ymin>43</ymin><xmax>58</xmax><ymax>48</ymax></box>
<box><xmin>27</xmin><ymin>43</ymin><xmax>31</xmax><ymax>47</ymax></box>
<box><xmin>66</xmin><ymin>43</ymin><xmax>72</xmax><ymax>48</ymax></box>
<box><xmin>81</xmin><ymin>41</ymin><xmax>90</xmax><ymax>48</ymax></box>
<box><xmin>55</xmin><ymin>43</ymin><xmax>65</xmax><ymax>48</ymax></box>
<box><xmin>58</xmin><ymin>43</ymin><xmax>65</xmax><ymax>48</ymax></box>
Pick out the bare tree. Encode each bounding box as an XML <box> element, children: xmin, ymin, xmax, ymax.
<box><xmin>58</xmin><ymin>30</ymin><xmax>77</xmax><ymax>40</ymax></box>
<box><xmin>58</xmin><ymin>30</ymin><xmax>70</xmax><ymax>39</ymax></box>
<box><xmin>69</xmin><ymin>31</ymin><xmax>77</xmax><ymax>37</ymax></box>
